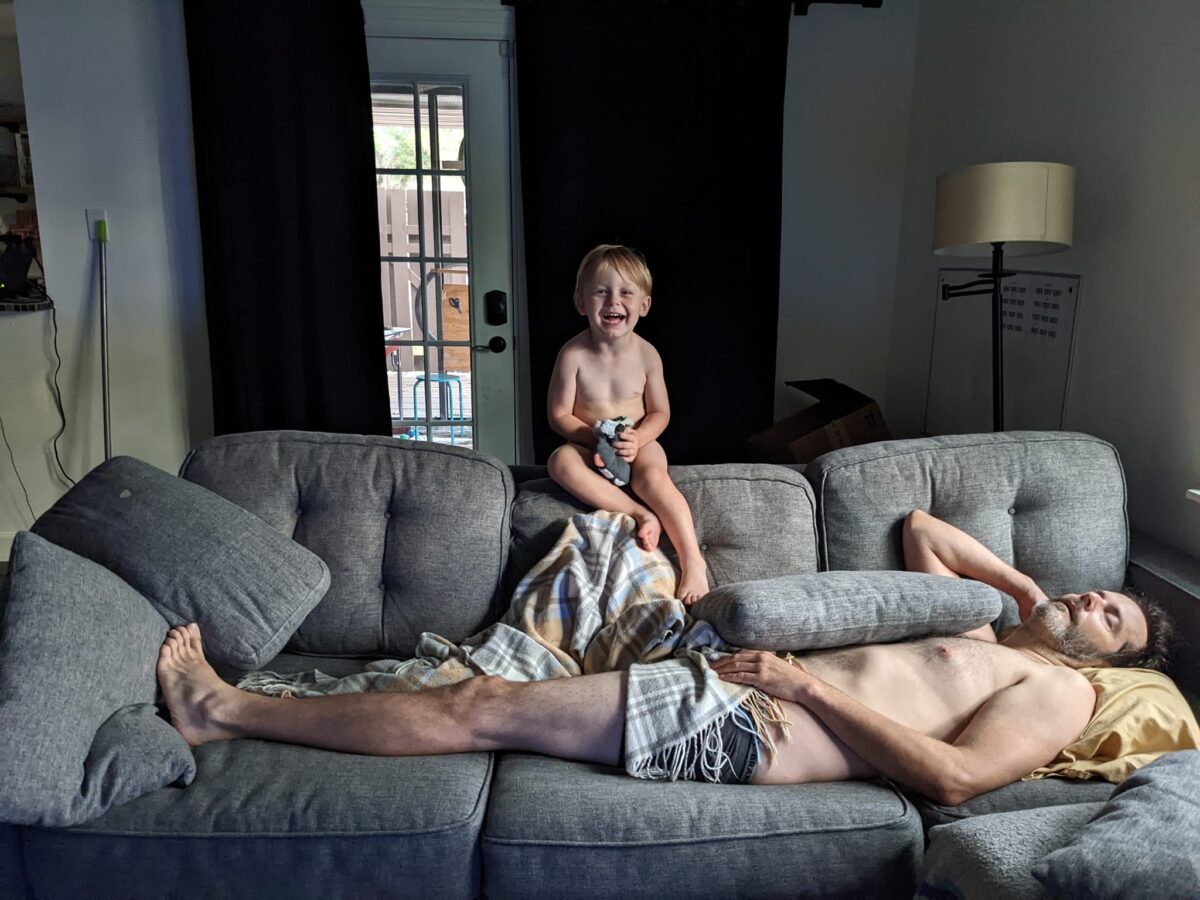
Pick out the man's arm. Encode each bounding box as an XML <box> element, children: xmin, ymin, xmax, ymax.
<box><xmin>789</xmin><ymin>664</ymin><xmax>1093</xmax><ymax>805</ymax></box>
<box><xmin>903</xmin><ymin>509</ymin><xmax>1048</xmax><ymax>619</ymax></box>
<box><xmin>714</xmin><ymin>651</ymin><xmax>1095</xmax><ymax>805</ymax></box>
<box><xmin>547</xmin><ymin>345</ymin><xmax>594</xmax><ymax>446</ymax></box>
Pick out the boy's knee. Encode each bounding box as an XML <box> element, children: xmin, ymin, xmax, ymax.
<box><xmin>631</xmin><ymin>462</ymin><xmax>668</xmax><ymax>492</ymax></box>
<box><xmin>546</xmin><ymin>445</ymin><xmax>576</xmax><ymax>478</ymax></box>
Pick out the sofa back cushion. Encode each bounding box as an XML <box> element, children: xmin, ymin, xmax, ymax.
<box><xmin>805</xmin><ymin>432</ymin><xmax>1128</xmax><ymax>598</ymax></box>
<box><xmin>180</xmin><ymin>431</ymin><xmax>514</xmax><ymax>658</ymax></box>
<box><xmin>507</xmin><ymin>464</ymin><xmax>819</xmax><ymax>595</ymax></box>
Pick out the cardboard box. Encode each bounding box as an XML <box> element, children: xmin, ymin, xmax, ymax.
<box><xmin>747</xmin><ymin>379</ymin><xmax>891</xmax><ymax>464</ymax></box>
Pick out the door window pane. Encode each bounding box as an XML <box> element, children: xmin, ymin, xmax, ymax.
<box><xmin>372</xmin><ymin>91</ymin><xmax>420</xmax><ymax>170</ymax></box>
<box><xmin>374</xmin><ymin>82</ymin><xmax>474</xmax><ymax>449</ymax></box>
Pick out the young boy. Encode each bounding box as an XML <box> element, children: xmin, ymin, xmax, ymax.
<box><xmin>546</xmin><ymin>244</ymin><xmax>709</xmax><ymax>604</ymax></box>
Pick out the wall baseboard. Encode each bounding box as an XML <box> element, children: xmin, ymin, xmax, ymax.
<box><xmin>0</xmin><ymin>531</ymin><xmax>14</xmax><ymax>573</ymax></box>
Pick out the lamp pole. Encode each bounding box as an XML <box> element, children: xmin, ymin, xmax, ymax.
<box><xmin>990</xmin><ymin>242</ymin><xmax>1004</xmax><ymax>432</ymax></box>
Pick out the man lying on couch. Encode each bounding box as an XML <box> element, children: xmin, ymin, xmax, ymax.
<box><xmin>156</xmin><ymin>510</ymin><xmax>1171</xmax><ymax>806</ymax></box>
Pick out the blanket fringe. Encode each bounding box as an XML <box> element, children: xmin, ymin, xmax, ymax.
<box><xmin>629</xmin><ymin>688</ymin><xmax>792</xmax><ymax>782</ymax></box>
<box><xmin>236</xmin><ymin>671</ymin><xmax>303</xmax><ymax>698</ymax></box>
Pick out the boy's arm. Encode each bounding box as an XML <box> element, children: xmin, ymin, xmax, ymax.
<box><xmin>547</xmin><ymin>346</ymin><xmax>595</xmax><ymax>446</ymax></box>
<box><xmin>902</xmin><ymin>509</ymin><xmax>1048</xmax><ymax>619</ymax></box>
<box><xmin>626</xmin><ymin>345</ymin><xmax>669</xmax><ymax>446</ymax></box>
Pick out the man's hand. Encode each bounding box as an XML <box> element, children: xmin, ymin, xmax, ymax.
<box><xmin>712</xmin><ymin>650</ymin><xmax>807</xmax><ymax>702</ymax></box>
<box><xmin>612</xmin><ymin>426</ymin><xmax>641</xmax><ymax>462</ymax></box>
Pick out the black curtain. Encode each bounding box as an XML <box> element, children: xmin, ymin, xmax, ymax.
<box><xmin>514</xmin><ymin>0</ymin><xmax>791</xmax><ymax>464</ymax></box>
<box><xmin>184</xmin><ymin>1</ymin><xmax>390</xmax><ymax>436</ymax></box>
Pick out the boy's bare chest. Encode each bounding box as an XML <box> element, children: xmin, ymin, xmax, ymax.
<box><xmin>575</xmin><ymin>357</ymin><xmax>646</xmax><ymax>404</ymax></box>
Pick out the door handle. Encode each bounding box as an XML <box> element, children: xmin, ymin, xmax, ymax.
<box><xmin>472</xmin><ymin>336</ymin><xmax>507</xmax><ymax>353</ymax></box>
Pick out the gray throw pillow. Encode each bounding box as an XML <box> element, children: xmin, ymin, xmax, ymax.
<box><xmin>32</xmin><ymin>455</ymin><xmax>330</xmax><ymax>670</ymax></box>
<box><xmin>0</xmin><ymin>532</ymin><xmax>196</xmax><ymax>827</ymax></box>
<box><xmin>1032</xmin><ymin>750</ymin><xmax>1200</xmax><ymax>898</ymax></box>
<box><xmin>691</xmin><ymin>570</ymin><xmax>1004</xmax><ymax>650</ymax></box>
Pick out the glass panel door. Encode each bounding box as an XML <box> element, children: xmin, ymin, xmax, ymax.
<box><xmin>368</xmin><ymin>37</ymin><xmax>516</xmax><ymax>461</ymax></box>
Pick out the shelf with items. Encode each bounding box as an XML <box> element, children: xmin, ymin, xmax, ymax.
<box><xmin>0</xmin><ymin>296</ymin><xmax>51</xmax><ymax>312</ymax></box>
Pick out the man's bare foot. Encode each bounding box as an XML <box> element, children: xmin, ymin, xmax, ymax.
<box><xmin>676</xmin><ymin>560</ymin><xmax>709</xmax><ymax>606</ymax></box>
<box><xmin>157</xmin><ymin>623</ymin><xmax>242</xmax><ymax>747</ymax></box>
<box><xmin>632</xmin><ymin>509</ymin><xmax>662</xmax><ymax>551</ymax></box>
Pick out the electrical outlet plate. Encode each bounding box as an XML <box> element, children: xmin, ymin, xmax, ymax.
<box><xmin>85</xmin><ymin>208</ymin><xmax>109</xmax><ymax>241</ymax></box>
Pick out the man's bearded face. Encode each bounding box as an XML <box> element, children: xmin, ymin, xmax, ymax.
<box><xmin>1035</xmin><ymin>599</ymin><xmax>1104</xmax><ymax>661</ymax></box>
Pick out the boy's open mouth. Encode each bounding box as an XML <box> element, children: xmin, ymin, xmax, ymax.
<box><xmin>602</xmin><ymin>311</ymin><xmax>626</xmax><ymax>323</ymax></box>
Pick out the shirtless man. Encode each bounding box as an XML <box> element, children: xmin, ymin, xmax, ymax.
<box><xmin>546</xmin><ymin>244</ymin><xmax>708</xmax><ymax>603</ymax></box>
<box><xmin>157</xmin><ymin>510</ymin><xmax>1170</xmax><ymax>805</ymax></box>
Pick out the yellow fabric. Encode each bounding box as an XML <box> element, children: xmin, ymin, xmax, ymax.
<box><xmin>1026</xmin><ymin>667</ymin><xmax>1200</xmax><ymax>784</ymax></box>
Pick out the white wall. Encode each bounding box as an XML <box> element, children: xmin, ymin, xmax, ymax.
<box><xmin>0</xmin><ymin>0</ymin><xmax>208</xmax><ymax>553</ymax></box>
<box><xmin>885</xmin><ymin>0</ymin><xmax>1200</xmax><ymax>554</ymax></box>
<box><xmin>776</xmin><ymin>1</ymin><xmax>919</xmax><ymax>419</ymax></box>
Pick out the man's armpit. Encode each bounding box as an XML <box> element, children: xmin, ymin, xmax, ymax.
<box><xmin>958</xmin><ymin>624</ymin><xmax>998</xmax><ymax>643</ymax></box>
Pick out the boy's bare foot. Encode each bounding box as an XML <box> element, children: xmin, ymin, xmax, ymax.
<box><xmin>676</xmin><ymin>560</ymin><xmax>709</xmax><ymax>606</ymax></box>
<box><xmin>632</xmin><ymin>509</ymin><xmax>662</xmax><ymax>551</ymax></box>
<box><xmin>157</xmin><ymin>623</ymin><xmax>241</xmax><ymax>747</ymax></box>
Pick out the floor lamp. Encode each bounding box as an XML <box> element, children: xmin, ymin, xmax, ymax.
<box><xmin>933</xmin><ymin>161</ymin><xmax>1075</xmax><ymax>432</ymax></box>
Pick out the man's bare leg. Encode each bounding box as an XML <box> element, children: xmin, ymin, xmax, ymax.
<box><xmin>547</xmin><ymin>443</ymin><xmax>662</xmax><ymax>550</ymax></box>
<box><xmin>630</xmin><ymin>442</ymin><xmax>708</xmax><ymax>604</ymax></box>
<box><xmin>157</xmin><ymin>624</ymin><xmax>625</xmax><ymax>765</ymax></box>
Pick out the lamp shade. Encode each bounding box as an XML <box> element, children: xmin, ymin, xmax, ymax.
<box><xmin>933</xmin><ymin>161</ymin><xmax>1075</xmax><ymax>258</ymax></box>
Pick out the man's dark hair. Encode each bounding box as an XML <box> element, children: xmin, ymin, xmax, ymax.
<box><xmin>1101</xmin><ymin>587</ymin><xmax>1174</xmax><ymax>671</ymax></box>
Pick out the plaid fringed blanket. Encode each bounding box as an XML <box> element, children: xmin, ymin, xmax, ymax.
<box><xmin>237</xmin><ymin>510</ymin><xmax>787</xmax><ymax>781</ymax></box>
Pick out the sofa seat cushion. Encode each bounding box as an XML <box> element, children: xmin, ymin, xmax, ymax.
<box><xmin>18</xmin><ymin>740</ymin><xmax>492</xmax><ymax>900</ymax></box>
<box><xmin>482</xmin><ymin>753</ymin><xmax>922</xmax><ymax>899</ymax></box>
<box><xmin>181</xmin><ymin>431</ymin><xmax>514</xmax><ymax>659</ymax></box>
<box><xmin>805</xmin><ymin>432</ymin><xmax>1128</xmax><ymax>599</ymax></box>
<box><xmin>917</xmin><ymin>803</ymin><xmax>1104</xmax><ymax>899</ymax></box>
<box><xmin>507</xmin><ymin>465</ymin><xmax>819</xmax><ymax>596</ymax></box>
<box><xmin>912</xmin><ymin>775</ymin><xmax>1114</xmax><ymax>829</ymax></box>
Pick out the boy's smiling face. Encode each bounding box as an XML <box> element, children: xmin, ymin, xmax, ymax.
<box><xmin>575</xmin><ymin>263</ymin><xmax>652</xmax><ymax>340</ymax></box>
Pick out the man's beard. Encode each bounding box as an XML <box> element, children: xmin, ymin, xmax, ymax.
<box><xmin>1035</xmin><ymin>601</ymin><xmax>1104</xmax><ymax>661</ymax></box>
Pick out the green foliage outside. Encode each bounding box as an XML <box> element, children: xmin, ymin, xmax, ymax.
<box><xmin>374</xmin><ymin>126</ymin><xmax>424</xmax><ymax>187</ymax></box>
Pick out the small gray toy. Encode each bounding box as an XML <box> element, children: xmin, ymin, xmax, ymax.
<box><xmin>593</xmin><ymin>416</ymin><xmax>634</xmax><ymax>487</ymax></box>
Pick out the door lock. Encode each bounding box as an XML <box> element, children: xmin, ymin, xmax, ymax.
<box><xmin>484</xmin><ymin>290</ymin><xmax>508</xmax><ymax>326</ymax></box>
<box><xmin>472</xmin><ymin>336</ymin><xmax>507</xmax><ymax>353</ymax></box>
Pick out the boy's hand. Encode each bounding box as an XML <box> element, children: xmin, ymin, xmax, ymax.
<box><xmin>613</xmin><ymin>426</ymin><xmax>641</xmax><ymax>462</ymax></box>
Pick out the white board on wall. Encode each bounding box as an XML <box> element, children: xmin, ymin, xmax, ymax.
<box><xmin>924</xmin><ymin>268</ymin><xmax>1081</xmax><ymax>435</ymax></box>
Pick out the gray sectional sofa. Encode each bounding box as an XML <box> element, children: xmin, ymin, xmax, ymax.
<box><xmin>1</xmin><ymin>429</ymin><xmax>1191</xmax><ymax>898</ymax></box>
